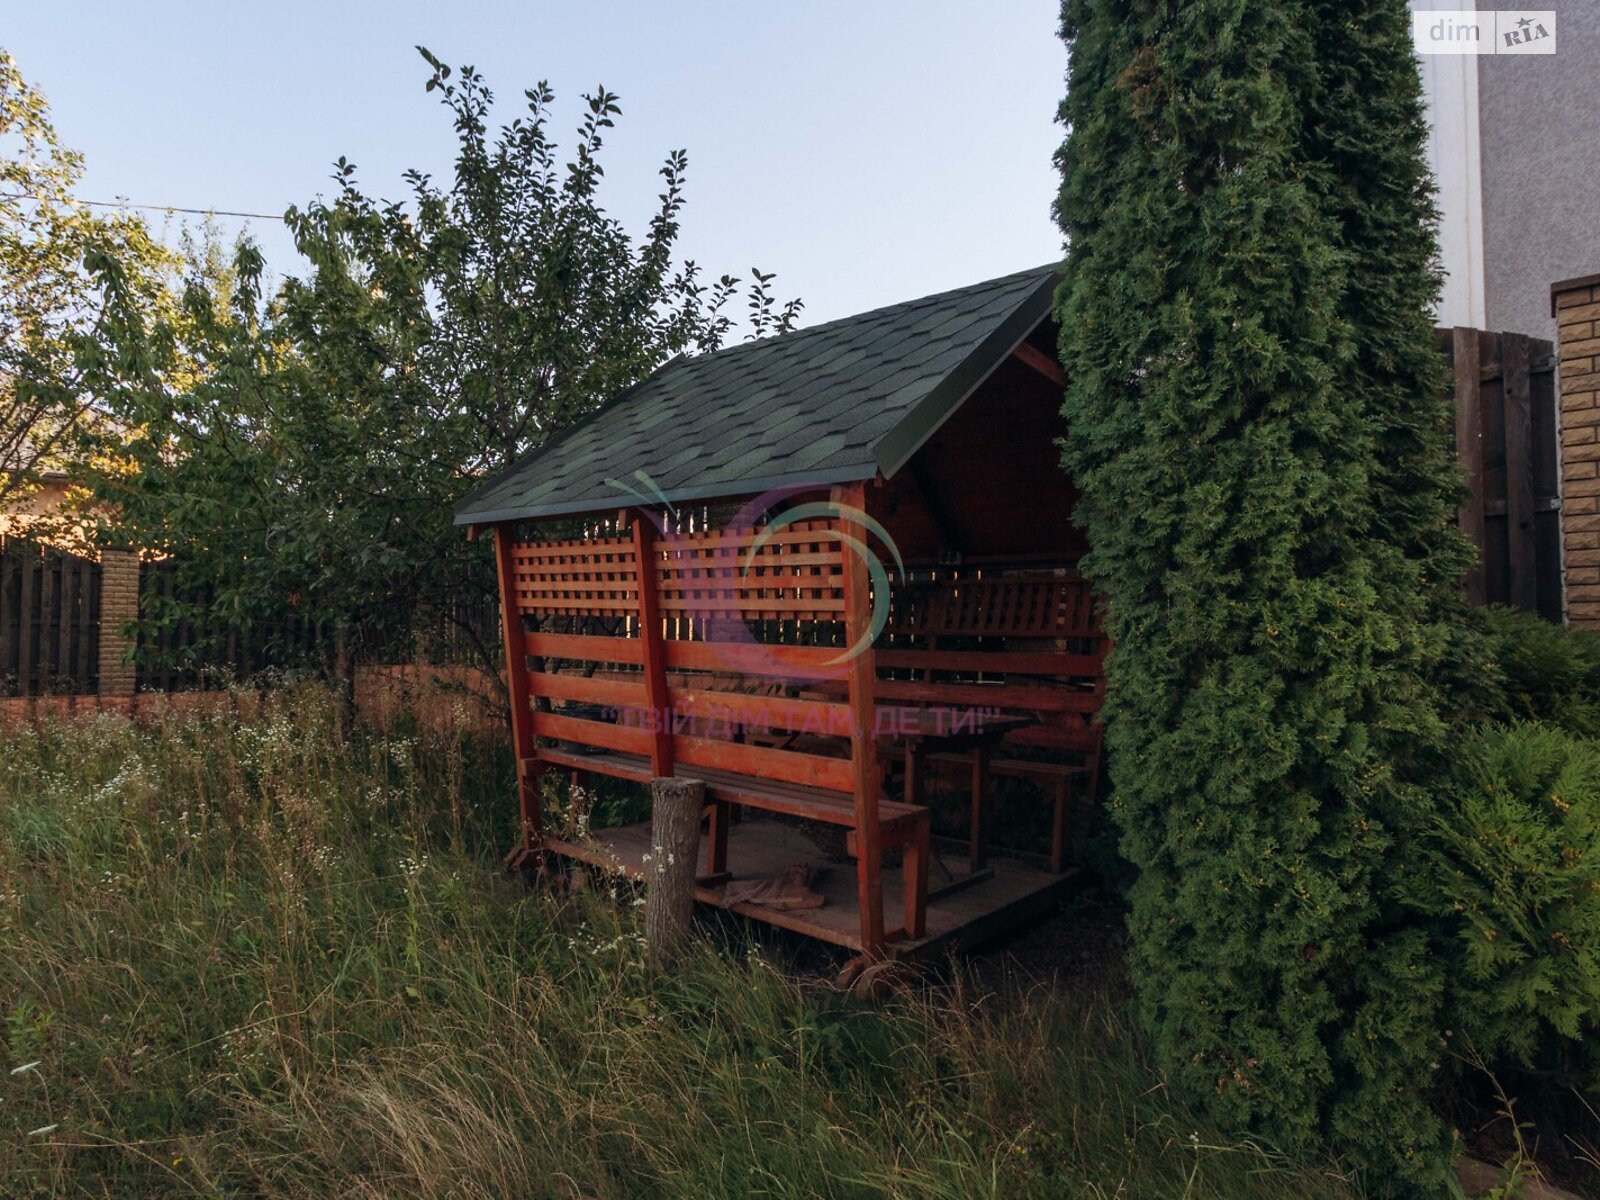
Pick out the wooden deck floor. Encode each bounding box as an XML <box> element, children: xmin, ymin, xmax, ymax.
<box><xmin>549</xmin><ymin>816</ymin><xmax>1078</xmax><ymax>962</ymax></box>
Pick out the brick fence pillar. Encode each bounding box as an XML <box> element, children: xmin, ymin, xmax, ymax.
<box><xmin>97</xmin><ymin>550</ymin><xmax>140</xmax><ymax>696</ymax></box>
<box><xmin>1553</xmin><ymin>273</ymin><xmax>1600</xmax><ymax>630</ymax></box>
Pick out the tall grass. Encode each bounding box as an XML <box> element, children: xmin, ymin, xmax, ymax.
<box><xmin>0</xmin><ymin>688</ymin><xmax>1362</xmax><ymax>1198</ymax></box>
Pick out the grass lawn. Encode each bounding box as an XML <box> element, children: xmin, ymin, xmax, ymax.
<box><xmin>0</xmin><ymin>688</ymin><xmax>1365</xmax><ymax>1198</ymax></box>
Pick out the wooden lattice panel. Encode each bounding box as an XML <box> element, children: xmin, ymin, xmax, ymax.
<box><xmin>507</xmin><ymin>534</ymin><xmax>638</xmax><ymax>617</ymax></box>
<box><xmin>888</xmin><ymin>574</ymin><xmax>1098</xmax><ymax>639</ymax></box>
<box><xmin>653</xmin><ymin>519</ymin><xmax>846</xmax><ymax>622</ymax></box>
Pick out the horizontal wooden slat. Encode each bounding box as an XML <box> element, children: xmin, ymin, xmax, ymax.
<box><xmin>514</xmin><ymin>597</ymin><xmax>638</xmax><ymax>615</ymax></box>
<box><xmin>511</xmin><ymin>534</ymin><xmax>634</xmax><ymax>560</ymax></box>
<box><xmin>673</xmin><ymin>733</ymin><xmax>854</xmax><ymax>793</ymax></box>
<box><xmin>666</xmin><ymin>687</ymin><xmax>854</xmax><ymax>737</ymax></box>
<box><xmin>686</xmin><ymin>764</ymin><xmax>920</xmax><ymax>830</ymax></box>
<box><xmin>530</xmin><ymin>711</ymin><xmax>652</xmax><ymax>755</ymax></box>
<box><xmin>656</xmin><ymin>569</ymin><xmax>843</xmax><ymax>583</ymax></box>
<box><xmin>533</xmin><ymin>746</ymin><xmax>653</xmax><ymax>782</ymax></box>
<box><xmin>876</xmin><ymin>649</ymin><xmax>1102</xmax><ymax>676</ymax></box>
<box><xmin>527</xmin><ymin>671</ymin><xmax>647</xmax><ymax>710</ymax></box>
<box><xmin>525</xmin><ymin>632</ymin><xmax>644</xmax><ymax>664</ymax></box>
<box><xmin>510</xmin><ymin>558</ymin><xmax>637</xmax><ymax>574</ymax></box>
<box><xmin>1004</xmin><ymin>722</ymin><xmax>1103</xmax><ymax>752</ymax></box>
<box><xmin>657</xmin><ymin>595</ymin><xmax>845</xmax><ymax>618</ymax></box>
<box><xmin>663</xmin><ymin>640</ymin><xmax>844</xmax><ymax>677</ymax></box>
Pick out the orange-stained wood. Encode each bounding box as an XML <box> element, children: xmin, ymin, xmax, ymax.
<box><xmin>672</xmin><ymin>733</ymin><xmax>855</xmax><ymax>794</ymax></box>
<box><xmin>836</xmin><ymin>480</ymin><xmax>886</xmax><ymax>956</ymax></box>
<box><xmin>494</xmin><ymin>523</ymin><xmax>541</xmax><ymax>859</ymax></box>
<box><xmin>662</xmin><ymin>640</ymin><xmax>841</xmax><ymax>677</ymax></box>
<box><xmin>632</xmin><ymin>518</ymin><xmax>674</xmax><ymax>776</ymax></box>
<box><xmin>525</xmin><ymin>631</ymin><xmax>644</xmax><ymax>664</ymax></box>
<box><xmin>531</xmin><ymin>711</ymin><xmax>654</xmax><ymax>756</ymax></box>
<box><xmin>525</xmin><ymin>671</ymin><xmax>647</xmax><ymax>711</ymax></box>
<box><xmin>665</xmin><ymin>687</ymin><xmax>853</xmax><ymax>738</ymax></box>
<box><xmin>1011</xmin><ymin>341</ymin><xmax>1066</xmax><ymax>387</ymax></box>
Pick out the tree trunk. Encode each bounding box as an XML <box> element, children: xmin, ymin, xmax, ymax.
<box><xmin>645</xmin><ymin>776</ymin><xmax>704</xmax><ymax>970</ymax></box>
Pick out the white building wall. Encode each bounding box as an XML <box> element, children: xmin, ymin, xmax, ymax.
<box><xmin>1413</xmin><ymin>1</ymin><xmax>1487</xmax><ymax>329</ymax></box>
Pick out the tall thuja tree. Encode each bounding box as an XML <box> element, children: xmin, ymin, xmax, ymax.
<box><xmin>1299</xmin><ymin>1</ymin><xmax>1469</xmax><ymax>596</ymax></box>
<box><xmin>1296</xmin><ymin>0</ymin><xmax>1478</xmax><ymax>1173</ymax></box>
<box><xmin>1054</xmin><ymin>0</ymin><xmax>1455</xmax><ymax>1190</ymax></box>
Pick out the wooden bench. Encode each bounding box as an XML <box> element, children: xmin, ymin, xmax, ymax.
<box><xmin>534</xmin><ymin>741</ymin><xmax>931</xmax><ymax>939</ymax></box>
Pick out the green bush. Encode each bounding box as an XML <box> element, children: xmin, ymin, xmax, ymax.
<box><xmin>1403</xmin><ymin>722</ymin><xmax>1600</xmax><ymax>1079</ymax></box>
<box><xmin>1473</xmin><ymin>607</ymin><xmax>1600</xmax><ymax>737</ymax></box>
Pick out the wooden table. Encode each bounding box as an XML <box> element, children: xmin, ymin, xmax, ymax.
<box><xmin>880</xmin><ymin>709</ymin><xmax>1035</xmax><ymax>874</ymax></box>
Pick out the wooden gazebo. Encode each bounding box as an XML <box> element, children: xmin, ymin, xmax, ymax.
<box><xmin>455</xmin><ymin>264</ymin><xmax>1106</xmax><ymax>960</ymax></box>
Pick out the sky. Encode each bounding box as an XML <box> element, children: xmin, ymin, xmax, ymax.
<box><xmin>5</xmin><ymin>1</ymin><xmax>1068</xmax><ymax>327</ymax></box>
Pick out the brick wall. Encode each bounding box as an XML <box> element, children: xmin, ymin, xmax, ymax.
<box><xmin>1553</xmin><ymin>273</ymin><xmax>1600</xmax><ymax>629</ymax></box>
<box><xmin>96</xmin><ymin>550</ymin><xmax>140</xmax><ymax>696</ymax></box>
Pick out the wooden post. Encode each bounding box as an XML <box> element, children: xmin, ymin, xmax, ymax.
<box><xmin>903</xmin><ymin>739</ymin><xmax>923</xmax><ymax>807</ymax></box>
<box><xmin>968</xmin><ymin>744</ymin><xmax>990</xmax><ymax>873</ymax></box>
<box><xmin>1503</xmin><ymin>334</ymin><xmax>1538</xmax><ymax>613</ymax></box>
<box><xmin>836</xmin><ymin>481</ymin><xmax>885</xmax><ymax>956</ymax></box>
<box><xmin>1049</xmin><ymin>774</ymin><xmax>1071</xmax><ymax>875</ymax></box>
<box><xmin>493</xmin><ymin>523</ymin><xmax>541</xmax><ymax>867</ymax></box>
<box><xmin>645</xmin><ymin>776</ymin><xmax>705</xmax><ymax>969</ymax></box>
<box><xmin>631</xmin><ymin>517</ymin><xmax>674</xmax><ymax>777</ymax></box>
<box><xmin>1453</xmin><ymin>326</ymin><xmax>1488</xmax><ymax>606</ymax></box>
<box><xmin>902</xmin><ymin>818</ymin><xmax>929</xmax><ymax>940</ymax></box>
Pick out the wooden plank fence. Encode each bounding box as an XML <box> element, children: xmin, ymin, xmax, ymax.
<box><xmin>0</xmin><ymin>536</ymin><xmax>101</xmax><ymax>697</ymax></box>
<box><xmin>133</xmin><ymin>560</ymin><xmax>498</xmax><ymax>691</ymax></box>
<box><xmin>1440</xmin><ymin>327</ymin><xmax>1564</xmax><ymax>621</ymax></box>
<box><xmin>134</xmin><ymin>560</ymin><xmax>327</xmax><ymax>691</ymax></box>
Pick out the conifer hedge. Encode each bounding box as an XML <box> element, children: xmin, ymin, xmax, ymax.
<box><xmin>1053</xmin><ymin>1</ymin><xmax>1468</xmax><ymax>1189</ymax></box>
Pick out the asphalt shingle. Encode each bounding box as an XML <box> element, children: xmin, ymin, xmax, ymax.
<box><xmin>453</xmin><ymin>263</ymin><xmax>1059</xmax><ymax>525</ymax></box>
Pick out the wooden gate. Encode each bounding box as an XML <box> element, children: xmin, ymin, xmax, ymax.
<box><xmin>1442</xmin><ymin>327</ymin><xmax>1563</xmax><ymax>621</ymax></box>
<box><xmin>0</xmin><ymin>537</ymin><xmax>101</xmax><ymax>696</ymax></box>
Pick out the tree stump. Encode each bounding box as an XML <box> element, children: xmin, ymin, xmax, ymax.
<box><xmin>644</xmin><ymin>776</ymin><xmax>704</xmax><ymax>969</ymax></box>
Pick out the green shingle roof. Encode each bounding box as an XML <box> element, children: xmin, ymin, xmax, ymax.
<box><xmin>452</xmin><ymin>263</ymin><xmax>1060</xmax><ymax>525</ymax></box>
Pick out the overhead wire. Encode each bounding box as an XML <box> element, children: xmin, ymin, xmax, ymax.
<box><xmin>0</xmin><ymin>192</ymin><xmax>285</xmax><ymax>220</ymax></box>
